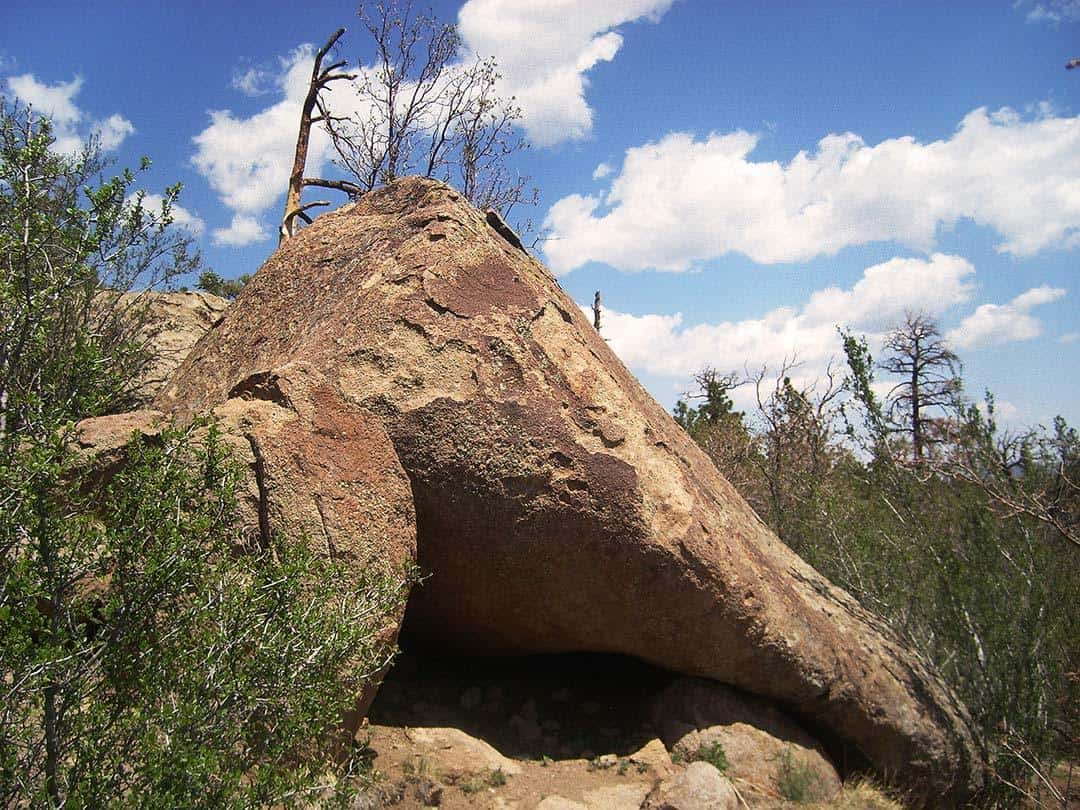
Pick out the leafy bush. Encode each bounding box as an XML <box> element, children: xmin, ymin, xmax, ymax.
<box><xmin>675</xmin><ymin>318</ymin><xmax>1079</xmax><ymax>804</ymax></box>
<box><xmin>690</xmin><ymin>741</ymin><xmax>730</xmax><ymax>774</ymax></box>
<box><xmin>0</xmin><ymin>102</ymin><xmax>416</xmax><ymax>807</ymax></box>
<box><xmin>776</xmin><ymin>746</ymin><xmax>824</xmax><ymax>803</ymax></box>
<box><xmin>1</xmin><ymin>425</ymin><xmax>412</xmax><ymax>807</ymax></box>
<box><xmin>197</xmin><ymin>269</ymin><xmax>251</xmax><ymax>300</ymax></box>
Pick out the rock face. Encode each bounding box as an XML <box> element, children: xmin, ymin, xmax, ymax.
<box><xmin>114</xmin><ymin>291</ymin><xmax>230</xmax><ymax>402</ymax></box>
<box><xmin>75</xmin><ymin>373</ymin><xmax>417</xmax><ymax>718</ymax></box>
<box><xmin>156</xmin><ymin>177</ymin><xmax>982</xmax><ymax>803</ymax></box>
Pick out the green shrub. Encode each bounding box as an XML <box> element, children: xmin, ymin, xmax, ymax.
<box><xmin>690</xmin><ymin>741</ymin><xmax>730</xmax><ymax>774</ymax></box>
<box><xmin>676</xmin><ymin>321</ymin><xmax>1080</xmax><ymax>803</ymax></box>
<box><xmin>197</xmin><ymin>269</ymin><xmax>251</xmax><ymax>300</ymax></box>
<box><xmin>775</xmin><ymin>747</ymin><xmax>822</xmax><ymax>803</ymax></box>
<box><xmin>1</xmin><ymin>424</ymin><xmax>414</xmax><ymax>807</ymax></box>
<box><xmin>0</xmin><ymin>101</ymin><xmax>415</xmax><ymax>808</ymax></box>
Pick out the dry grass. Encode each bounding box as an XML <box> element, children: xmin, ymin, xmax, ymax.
<box><xmin>801</xmin><ymin>779</ymin><xmax>905</xmax><ymax>809</ymax></box>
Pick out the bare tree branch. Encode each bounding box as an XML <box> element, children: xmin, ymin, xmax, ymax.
<box><xmin>279</xmin><ymin>28</ymin><xmax>350</xmax><ymax>244</ymax></box>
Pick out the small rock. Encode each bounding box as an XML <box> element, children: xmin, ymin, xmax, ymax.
<box><xmin>644</xmin><ymin>762</ymin><xmax>738</xmax><ymax>810</ymax></box>
<box><xmin>406</xmin><ymin>727</ymin><xmax>522</xmax><ymax>777</ymax></box>
<box><xmin>673</xmin><ymin>722</ymin><xmax>840</xmax><ymax>802</ymax></box>
<box><xmin>536</xmin><ymin>798</ymin><xmax>586</xmax><ymax>810</ymax></box>
<box><xmin>630</xmin><ymin>738</ymin><xmax>674</xmax><ymax>776</ymax></box>
<box><xmin>597</xmin><ymin>754</ymin><xmax>619</xmax><ymax>769</ymax></box>
<box><xmin>582</xmin><ymin>784</ymin><xmax>651</xmax><ymax>810</ymax></box>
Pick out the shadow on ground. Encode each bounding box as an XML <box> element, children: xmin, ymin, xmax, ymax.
<box><xmin>368</xmin><ymin>651</ymin><xmax>680</xmax><ymax>761</ymax></box>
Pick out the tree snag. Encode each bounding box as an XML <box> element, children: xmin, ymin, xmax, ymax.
<box><xmin>280</xmin><ymin>28</ymin><xmax>356</xmax><ymax>244</ymax></box>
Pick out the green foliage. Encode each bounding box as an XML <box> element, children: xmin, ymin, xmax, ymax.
<box><xmin>1</xmin><ymin>426</ymin><xmax>413</xmax><ymax>807</ymax></box>
<box><xmin>0</xmin><ymin>102</ymin><xmax>200</xmax><ymax>437</ymax></box>
<box><xmin>775</xmin><ymin>747</ymin><xmax>823</xmax><ymax>803</ymax></box>
<box><xmin>460</xmin><ymin>768</ymin><xmax>508</xmax><ymax>793</ymax></box>
<box><xmin>679</xmin><ymin>315</ymin><xmax>1080</xmax><ymax>804</ymax></box>
<box><xmin>0</xmin><ymin>103</ymin><xmax>416</xmax><ymax>807</ymax></box>
<box><xmin>197</xmin><ymin>269</ymin><xmax>251</xmax><ymax>301</ymax></box>
<box><xmin>673</xmin><ymin>368</ymin><xmax>743</xmax><ymax>438</ymax></box>
<box><xmin>690</xmin><ymin>741</ymin><xmax>729</xmax><ymax>774</ymax></box>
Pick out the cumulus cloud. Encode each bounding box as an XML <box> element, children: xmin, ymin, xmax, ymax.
<box><xmin>231</xmin><ymin>67</ymin><xmax>273</xmax><ymax>96</ymax></box>
<box><xmin>127</xmin><ymin>193</ymin><xmax>205</xmax><ymax>236</ymax></box>
<box><xmin>192</xmin><ymin>44</ymin><xmax>371</xmax><ymax>245</ymax></box>
<box><xmin>596</xmin><ymin>253</ymin><xmax>976</xmax><ymax>381</ymax></box>
<box><xmin>543</xmin><ymin>107</ymin><xmax>1080</xmax><ymax>274</ymax></box>
<box><xmin>593</xmin><ymin>162</ymin><xmax>613</xmax><ymax>180</ymax></box>
<box><xmin>5</xmin><ymin>73</ymin><xmax>134</xmax><ymax>154</ymax></box>
<box><xmin>212</xmin><ymin>214</ymin><xmax>269</xmax><ymax>247</ymax></box>
<box><xmin>458</xmin><ymin>0</ymin><xmax>675</xmax><ymax>146</ymax></box>
<box><xmin>192</xmin><ymin>46</ymin><xmax>325</xmax><ymax>219</ymax></box>
<box><xmin>946</xmin><ymin>286</ymin><xmax>1066</xmax><ymax>349</ymax></box>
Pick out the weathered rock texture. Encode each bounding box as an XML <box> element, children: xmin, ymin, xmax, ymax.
<box><xmin>654</xmin><ymin>678</ymin><xmax>841</xmax><ymax>804</ymax></box>
<box><xmin>75</xmin><ymin>373</ymin><xmax>416</xmax><ymax>717</ymax></box>
<box><xmin>156</xmin><ymin>177</ymin><xmax>982</xmax><ymax>803</ymax></box>
<box><xmin>113</xmin><ymin>291</ymin><xmax>230</xmax><ymax>402</ymax></box>
<box><xmin>645</xmin><ymin>761</ymin><xmax>739</xmax><ymax>810</ymax></box>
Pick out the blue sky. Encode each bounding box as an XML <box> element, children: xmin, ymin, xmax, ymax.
<box><xmin>3</xmin><ymin>0</ymin><xmax>1078</xmax><ymax>427</ymax></box>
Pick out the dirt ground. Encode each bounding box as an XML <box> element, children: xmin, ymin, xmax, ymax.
<box><xmin>357</xmin><ymin>652</ymin><xmax>894</xmax><ymax>809</ymax></box>
<box><xmin>362</xmin><ymin>652</ymin><xmax>675</xmax><ymax>808</ymax></box>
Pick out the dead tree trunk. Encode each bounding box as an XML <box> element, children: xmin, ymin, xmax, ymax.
<box><xmin>280</xmin><ymin>28</ymin><xmax>354</xmax><ymax>244</ymax></box>
<box><xmin>593</xmin><ymin>290</ymin><xmax>602</xmax><ymax>332</ymax></box>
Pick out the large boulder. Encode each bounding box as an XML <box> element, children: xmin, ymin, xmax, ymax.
<box><xmin>156</xmin><ymin>177</ymin><xmax>982</xmax><ymax>803</ymax></box>
<box><xmin>76</xmin><ymin>371</ymin><xmax>416</xmax><ymax>718</ymax></box>
<box><xmin>101</xmin><ymin>290</ymin><xmax>230</xmax><ymax>403</ymax></box>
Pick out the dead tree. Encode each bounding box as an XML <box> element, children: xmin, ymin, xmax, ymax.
<box><xmin>881</xmin><ymin>312</ymin><xmax>961</xmax><ymax>462</ymax></box>
<box><xmin>592</xmin><ymin>291</ymin><xmax>602</xmax><ymax>332</ymax></box>
<box><xmin>279</xmin><ymin>28</ymin><xmax>358</xmax><ymax>244</ymax></box>
<box><xmin>323</xmin><ymin>0</ymin><xmax>535</xmax><ymax>217</ymax></box>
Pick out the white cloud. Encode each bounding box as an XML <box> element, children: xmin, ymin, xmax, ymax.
<box><xmin>458</xmin><ymin>0</ymin><xmax>676</xmax><ymax>146</ymax></box>
<box><xmin>6</xmin><ymin>73</ymin><xmax>133</xmax><ymax>154</ymax></box>
<box><xmin>191</xmin><ymin>43</ymin><xmax>387</xmax><ymax>241</ymax></box>
<box><xmin>1019</xmin><ymin>0</ymin><xmax>1080</xmax><ymax>23</ymax></box>
<box><xmin>128</xmin><ymin>193</ymin><xmax>206</xmax><ymax>236</ymax></box>
<box><xmin>96</xmin><ymin>113</ymin><xmax>134</xmax><ymax>151</ymax></box>
<box><xmin>946</xmin><ymin>286</ymin><xmax>1066</xmax><ymax>349</ymax></box>
<box><xmin>593</xmin><ymin>162</ymin><xmax>613</xmax><ymax>180</ymax></box>
<box><xmin>978</xmin><ymin>398</ymin><xmax>1021</xmax><ymax>423</ymax></box>
<box><xmin>1059</xmin><ymin>332</ymin><xmax>1080</xmax><ymax>343</ymax></box>
<box><xmin>231</xmin><ymin>67</ymin><xmax>273</xmax><ymax>96</ymax></box>
<box><xmin>192</xmin><ymin>46</ymin><xmax>325</xmax><ymax>217</ymax></box>
<box><xmin>212</xmin><ymin>214</ymin><xmax>269</xmax><ymax>247</ymax></box>
<box><xmin>595</xmin><ymin>253</ymin><xmax>976</xmax><ymax>381</ymax></box>
<box><xmin>543</xmin><ymin>107</ymin><xmax>1080</xmax><ymax>274</ymax></box>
